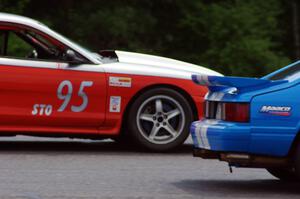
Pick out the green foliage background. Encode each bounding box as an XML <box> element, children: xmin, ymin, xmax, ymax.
<box><xmin>0</xmin><ymin>0</ymin><xmax>295</xmax><ymax>77</ymax></box>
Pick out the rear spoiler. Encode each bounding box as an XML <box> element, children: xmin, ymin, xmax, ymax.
<box><xmin>192</xmin><ymin>75</ymin><xmax>288</xmax><ymax>92</ymax></box>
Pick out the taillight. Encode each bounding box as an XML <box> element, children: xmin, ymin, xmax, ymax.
<box><xmin>222</xmin><ymin>103</ymin><xmax>249</xmax><ymax>122</ymax></box>
<box><xmin>204</xmin><ymin>101</ymin><xmax>250</xmax><ymax>122</ymax></box>
<box><xmin>204</xmin><ymin>101</ymin><xmax>209</xmax><ymax>118</ymax></box>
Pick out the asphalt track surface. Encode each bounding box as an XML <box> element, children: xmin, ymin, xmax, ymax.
<box><xmin>0</xmin><ymin>136</ymin><xmax>298</xmax><ymax>199</ymax></box>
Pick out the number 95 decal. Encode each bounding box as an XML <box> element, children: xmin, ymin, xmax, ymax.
<box><xmin>57</xmin><ymin>80</ymin><xmax>93</xmax><ymax>112</ymax></box>
<box><xmin>32</xmin><ymin>80</ymin><xmax>93</xmax><ymax>116</ymax></box>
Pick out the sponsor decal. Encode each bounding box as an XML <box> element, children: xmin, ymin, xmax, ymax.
<box><xmin>260</xmin><ymin>106</ymin><xmax>291</xmax><ymax>116</ymax></box>
<box><xmin>109</xmin><ymin>96</ymin><xmax>121</xmax><ymax>113</ymax></box>
<box><xmin>32</xmin><ymin>104</ymin><xmax>53</xmax><ymax>116</ymax></box>
<box><xmin>109</xmin><ymin>77</ymin><xmax>132</xmax><ymax>88</ymax></box>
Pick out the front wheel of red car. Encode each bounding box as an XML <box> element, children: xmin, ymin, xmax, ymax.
<box><xmin>126</xmin><ymin>87</ymin><xmax>194</xmax><ymax>152</ymax></box>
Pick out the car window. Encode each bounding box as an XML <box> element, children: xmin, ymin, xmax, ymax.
<box><xmin>28</xmin><ymin>31</ymin><xmax>58</xmax><ymax>50</ymax></box>
<box><xmin>0</xmin><ymin>28</ymin><xmax>64</xmax><ymax>61</ymax></box>
<box><xmin>0</xmin><ymin>32</ymin><xmax>3</xmax><ymax>54</ymax></box>
<box><xmin>7</xmin><ymin>31</ymin><xmax>34</xmax><ymax>58</ymax></box>
<box><xmin>268</xmin><ymin>62</ymin><xmax>300</xmax><ymax>81</ymax></box>
<box><xmin>0</xmin><ymin>24</ymin><xmax>89</xmax><ymax>64</ymax></box>
<box><xmin>0</xmin><ymin>31</ymin><xmax>7</xmax><ymax>55</ymax></box>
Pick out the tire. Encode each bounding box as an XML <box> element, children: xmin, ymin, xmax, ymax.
<box><xmin>269</xmin><ymin>140</ymin><xmax>300</xmax><ymax>182</ymax></box>
<box><xmin>295</xmin><ymin>141</ymin><xmax>300</xmax><ymax>180</ymax></box>
<box><xmin>126</xmin><ymin>87</ymin><xmax>194</xmax><ymax>151</ymax></box>
<box><xmin>267</xmin><ymin>168</ymin><xmax>298</xmax><ymax>181</ymax></box>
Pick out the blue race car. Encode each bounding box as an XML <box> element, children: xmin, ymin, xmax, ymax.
<box><xmin>191</xmin><ymin>61</ymin><xmax>300</xmax><ymax>181</ymax></box>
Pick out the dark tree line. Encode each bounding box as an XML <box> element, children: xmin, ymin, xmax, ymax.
<box><xmin>0</xmin><ymin>0</ymin><xmax>300</xmax><ymax>77</ymax></box>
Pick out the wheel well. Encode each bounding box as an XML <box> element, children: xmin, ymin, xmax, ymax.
<box><xmin>120</xmin><ymin>84</ymin><xmax>199</xmax><ymax>132</ymax></box>
<box><xmin>288</xmin><ymin>131</ymin><xmax>300</xmax><ymax>157</ymax></box>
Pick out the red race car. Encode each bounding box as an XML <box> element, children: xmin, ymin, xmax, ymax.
<box><xmin>0</xmin><ymin>13</ymin><xmax>221</xmax><ymax>151</ymax></box>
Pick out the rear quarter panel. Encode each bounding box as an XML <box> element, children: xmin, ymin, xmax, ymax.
<box><xmin>100</xmin><ymin>73</ymin><xmax>208</xmax><ymax>135</ymax></box>
<box><xmin>250</xmin><ymin>84</ymin><xmax>300</xmax><ymax>156</ymax></box>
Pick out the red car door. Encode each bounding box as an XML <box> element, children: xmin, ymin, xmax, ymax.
<box><xmin>0</xmin><ymin>26</ymin><xmax>106</xmax><ymax>133</ymax></box>
<box><xmin>0</xmin><ymin>61</ymin><xmax>107</xmax><ymax>133</ymax></box>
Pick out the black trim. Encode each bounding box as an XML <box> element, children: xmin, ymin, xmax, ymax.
<box><xmin>98</xmin><ymin>50</ymin><xmax>119</xmax><ymax>61</ymax></box>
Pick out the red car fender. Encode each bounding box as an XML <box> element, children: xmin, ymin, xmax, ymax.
<box><xmin>99</xmin><ymin>73</ymin><xmax>207</xmax><ymax>135</ymax></box>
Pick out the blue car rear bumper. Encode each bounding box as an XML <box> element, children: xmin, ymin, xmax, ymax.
<box><xmin>191</xmin><ymin>119</ymin><xmax>295</xmax><ymax>157</ymax></box>
<box><xmin>191</xmin><ymin>119</ymin><xmax>251</xmax><ymax>153</ymax></box>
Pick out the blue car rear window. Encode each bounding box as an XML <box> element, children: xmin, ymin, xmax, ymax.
<box><xmin>269</xmin><ymin>62</ymin><xmax>300</xmax><ymax>81</ymax></box>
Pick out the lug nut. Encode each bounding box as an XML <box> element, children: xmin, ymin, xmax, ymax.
<box><xmin>156</xmin><ymin>123</ymin><xmax>160</xmax><ymax>127</ymax></box>
<box><xmin>153</xmin><ymin>116</ymin><xmax>157</xmax><ymax>120</ymax></box>
<box><xmin>163</xmin><ymin>122</ymin><xmax>167</xmax><ymax>126</ymax></box>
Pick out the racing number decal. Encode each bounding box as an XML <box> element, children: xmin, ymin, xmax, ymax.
<box><xmin>57</xmin><ymin>80</ymin><xmax>73</xmax><ymax>112</ymax></box>
<box><xmin>32</xmin><ymin>80</ymin><xmax>93</xmax><ymax>116</ymax></box>
<box><xmin>71</xmin><ymin>81</ymin><xmax>94</xmax><ymax>112</ymax></box>
<box><xmin>57</xmin><ymin>80</ymin><xmax>94</xmax><ymax>112</ymax></box>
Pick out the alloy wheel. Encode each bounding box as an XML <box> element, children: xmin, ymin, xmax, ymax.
<box><xmin>136</xmin><ymin>95</ymin><xmax>185</xmax><ymax>145</ymax></box>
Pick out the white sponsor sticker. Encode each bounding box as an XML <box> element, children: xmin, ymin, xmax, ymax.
<box><xmin>109</xmin><ymin>77</ymin><xmax>132</xmax><ymax>88</ymax></box>
<box><xmin>109</xmin><ymin>96</ymin><xmax>121</xmax><ymax>113</ymax></box>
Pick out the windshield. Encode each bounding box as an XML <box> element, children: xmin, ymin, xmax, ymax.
<box><xmin>53</xmin><ymin>29</ymin><xmax>92</xmax><ymax>54</ymax></box>
<box><xmin>37</xmin><ymin>23</ymin><xmax>102</xmax><ymax>63</ymax></box>
<box><xmin>49</xmin><ymin>28</ymin><xmax>104</xmax><ymax>62</ymax></box>
<box><xmin>267</xmin><ymin>61</ymin><xmax>300</xmax><ymax>81</ymax></box>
